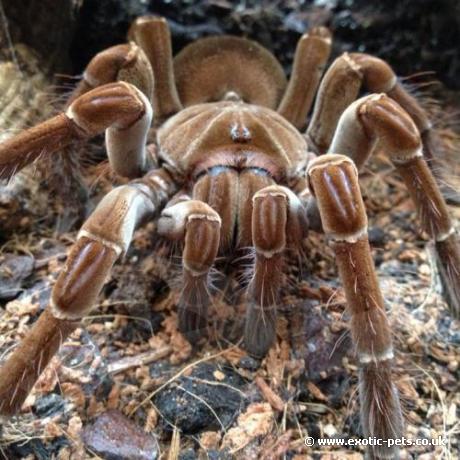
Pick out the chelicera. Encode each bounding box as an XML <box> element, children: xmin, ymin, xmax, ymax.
<box><xmin>0</xmin><ymin>15</ymin><xmax>459</xmax><ymax>459</ymax></box>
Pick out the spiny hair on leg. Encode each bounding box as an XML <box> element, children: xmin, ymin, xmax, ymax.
<box><xmin>434</xmin><ymin>238</ymin><xmax>460</xmax><ymax>318</ymax></box>
<box><xmin>233</xmin><ymin>246</ymin><xmax>256</xmax><ymax>288</ymax></box>
<box><xmin>179</xmin><ymin>272</ymin><xmax>213</xmax><ymax>343</ymax></box>
<box><xmin>244</xmin><ymin>300</ymin><xmax>277</xmax><ymax>359</ymax></box>
<box><xmin>359</xmin><ymin>361</ymin><xmax>404</xmax><ymax>460</ymax></box>
<box><xmin>398</xmin><ymin>72</ymin><xmax>443</xmax><ymax>118</ymax></box>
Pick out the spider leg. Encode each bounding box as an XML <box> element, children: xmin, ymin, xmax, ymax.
<box><xmin>307</xmin><ymin>52</ymin><xmax>458</xmax><ymax>202</ymax></box>
<box><xmin>0</xmin><ymin>168</ymin><xmax>177</xmax><ymax>416</ymax></box>
<box><xmin>67</xmin><ymin>42</ymin><xmax>154</xmax><ymax>105</ymax></box>
<box><xmin>244</xmin><ymin>185</ymin><xmax>307</xmax><ymax>358</ymax></box>
<box><xmin>0</xmin><ymin>82</ymin><xmax>152</xmax><ymax>180</ymax></box>
<box><xmin>277</xmin><ymin>27</ymin><xmax>332</xmax><ymax>130</ymax></box>
<box><xmin>128</xmin><ymin>16</ymin><xmax>183</xmax><ymax>121</ymax></box>
<box><xmin>308</xmin><ymin>154</ymin><xmax>403</xmax><ymax>460</ymax></box>
<box><xmin>329</xmin><ymin>93</ymin><xmax>460</xmax><ymax>317</ymax></box>
<box><xmin>158</xmin><ymin>198</ymin><xmax>221</xmax><ymax>343</ymax></box>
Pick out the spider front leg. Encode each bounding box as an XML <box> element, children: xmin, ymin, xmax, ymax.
<box><xmin>245</xmin><ymin>185</ymin><xmax>307</xmax><ymax>357</ymax></box>
<box><xmin>330</xmin><ymin>94</ymin><xmax>460</xmax><ymax>317</ymax></box>
<box><xmin>158</xmin><ymin>198</ymin><xmax>221</xmax><ymax>343</ymax></box>
<box><xmin>0</xmin><ymin>82</ymin><xmax>152</xmax><ymax>180</ymax></box>
<box><xmin>0</xmin><ymin>168</ymin><xmax>177</xmax><ymax>415</ymax></box>
<box><xmin>308</xmin><ymin>154</ymin><xmax>403</xmax><ymax>460</ymax></box>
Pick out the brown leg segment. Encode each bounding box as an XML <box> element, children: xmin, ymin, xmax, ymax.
<box><xmin>128</xmin><ymin>16</ymin><xmax>183</xmax><ymax>122</ymax></box>
<box><xmin>0</xmin><ymin>168</ymin><xmax>177</xmax><ymax>415</ymax></box>
<box><xmin>67</xmin><ymin>42</ymin><xmax>154</xmax><ymax>105</ymax></box>
<box><xmin>308</xmin><ymin>154</ymin><xmax>403</xmax><ymax>460</ymax></box>
<box><xmin>329</xmin><ymin>94</ymin><xmax>460</xmax><ymax>317</ymax></box>
<box><xmin>307</xmin><ymin>52</ymin><xmax>457</xmax><ymax>202</ymax></box>
<box><xmin>158</xmin><ymin>199</ymin><xmax>221</xmax><ymax>343</ymax></box>
<box><xmin>307</xmin><ymin>52</ymin><xmax>427</xmax><ymax>154</ymax></box>
<box><xmin>244</xmin><ymin>185</ymin><xmax>307</xmax><ymax>358</ymax></box>
<box><xmin>0</xmin><ymin>310</ymin><xmax>78</xmax><ymax>416</ymax></box>
<box><xmin>192</xmin><ymin>168</ymin><xmax>240</xmax><ymax>251</ymax></box>
<box><xmin>306</xmin><ymin>53</ymin><xmax>363</xmax><ymax>154</ymax></box>
<box><xmin>277</xmin><ymin>27</ymin><xmax>332</xmax><ymax>130</ymax></box>
<box><xmin>0</xmin><ymin>82</ymin><xmax>152</xmax><ymax>180</ymax></box>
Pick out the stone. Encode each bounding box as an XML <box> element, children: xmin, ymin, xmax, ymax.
<box><xmin>82</xmin><ymin>410</ymin><xmax>159</xmax><ymax>460</ymax></box>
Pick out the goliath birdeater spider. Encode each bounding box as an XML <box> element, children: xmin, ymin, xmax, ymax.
<box><xmin>0</xmin><ymin>15</ymin><xmax>459</xmax><ymax>460</ymax></box>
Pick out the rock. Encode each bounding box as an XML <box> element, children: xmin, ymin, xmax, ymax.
<box><xmin>206</xmin><ymin>450</ymin><xmax>233</xmax><ymax>460</ymax></box>
<box><xmin>154</xmin><ymin>362</ymin><xmax>246</xmax><ymax>434</ymax></box>
<box><xmin>4</xmin><ymin>437</ymin><xmax>69</xmax><ymax>460</ymax></box>
<box><xmin>238</xmin><ymin>355</ymin><xmax>261</xmax><ymax>371</ymax></box>
<box><xmin>0</xmin><ymin>254</ymin><xmax>34</xmax><ymax>300</ymax></box>
<box><xmin>179</xmin><ymin>449</ymin><xmax>198</xmax><ymax>460</ymax></box>
<box><xmin>368</xmin><ymin>227</ymin><xmax>386</xmax><ymax>247</ymax></box>
<box><xmin>82</xmin><ymin>410</ymin><xmax>159</xmax><ymax>460</ymax></box>
<box><xmin>33</xmin><ymin>393</ymin><xmax>66</xmax><ymax>418</ymax></box>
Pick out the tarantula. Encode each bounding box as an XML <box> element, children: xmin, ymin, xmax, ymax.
<box><xmin>0</xmin><ymin>15</ymin><xmax>459</xmax><ymax>459</ymax></box>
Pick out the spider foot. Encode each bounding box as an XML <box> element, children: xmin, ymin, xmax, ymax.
<box><xmin>434</xmin><ymin>235</ymin><xmax>460</xmax><ymax>319</ymax></box>
<box><xmin>244</xmin><ymin>303</ymin><xmax>277</xmax><ymax>359</ymax></box>
<box><xmin>243</xmin><ymin>186</ymin><xmax>292</xmax><ymax>358</ymax></box>
<box><xmin>360</xmin><ymin>362</ymin><xmax>404</xmax><ymax>460</ymax></box>
<box><xmin>159</xmin><ymin>199</ymin><xmax>221</xmax><ymax>344</ymax></box>
<box><xmin>178</xmin><ymin>273</ymin><xmax>210</xmax><ymax>344</ymax></box>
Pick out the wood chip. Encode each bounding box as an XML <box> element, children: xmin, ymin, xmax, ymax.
<box><xmin>306</xmin><ymin>381</ymin><xmax>328</xmax><ymax>402</ymax></box>
<box><xmin>222</xmin><ymin>402</ymin><xmax>274</xmax><ymax>451</ymax></box>
<box><xmin>255</xmin><ymin>376</ymin><xmax>284</xmax><ymax>412</ymax></box>
<box><xmin>107</xmin><ymin>346</ymin><xmax>172</xmax><ymax>374</ymax></box>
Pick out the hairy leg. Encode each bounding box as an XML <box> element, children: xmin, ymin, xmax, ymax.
<box><xmin>308</xmin><ymin>154</ymin><xmax>403</xmax><ymax>460</ymax></box>
<box><xmin>67</xmin><ymin>42</ymin><xmax>154</xmax><ymax>105</ymax></box>
<box><xmin>244</xmin><ymin>184</ymin><xmax>307</xmax><ymax>357</ymax></box>
<box><xmin>329</xmin><ymin>93</ymin><xmax>460</xmax><ymax>317</ymax></box>
<box><xmin>0</xmin><ymin>168</ymin><xmax>177</xmax><ymax>415</ymax></box>
<box><xmin>306</xmin><ymin>52</ymin><xmax>456</xmax><ymax>202</ymax></box>
<box><xmin>277</xmin><ymin>27</ymin><xmax>332</xmax><ymax>130</ymax></box>
<box><xmin>158</xmin><ymin>198</ymin><xmax>221</xmax><ymax>343</ymax></box>
<box><xmin>128</xmin><ymin>16</ymin><xmax>183</xmax><ymax>121</ymax></box>
<box><xmin>0</xmin><ymin>82</ymin><xmax>152</xmax><ymax>180</ymax></box>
